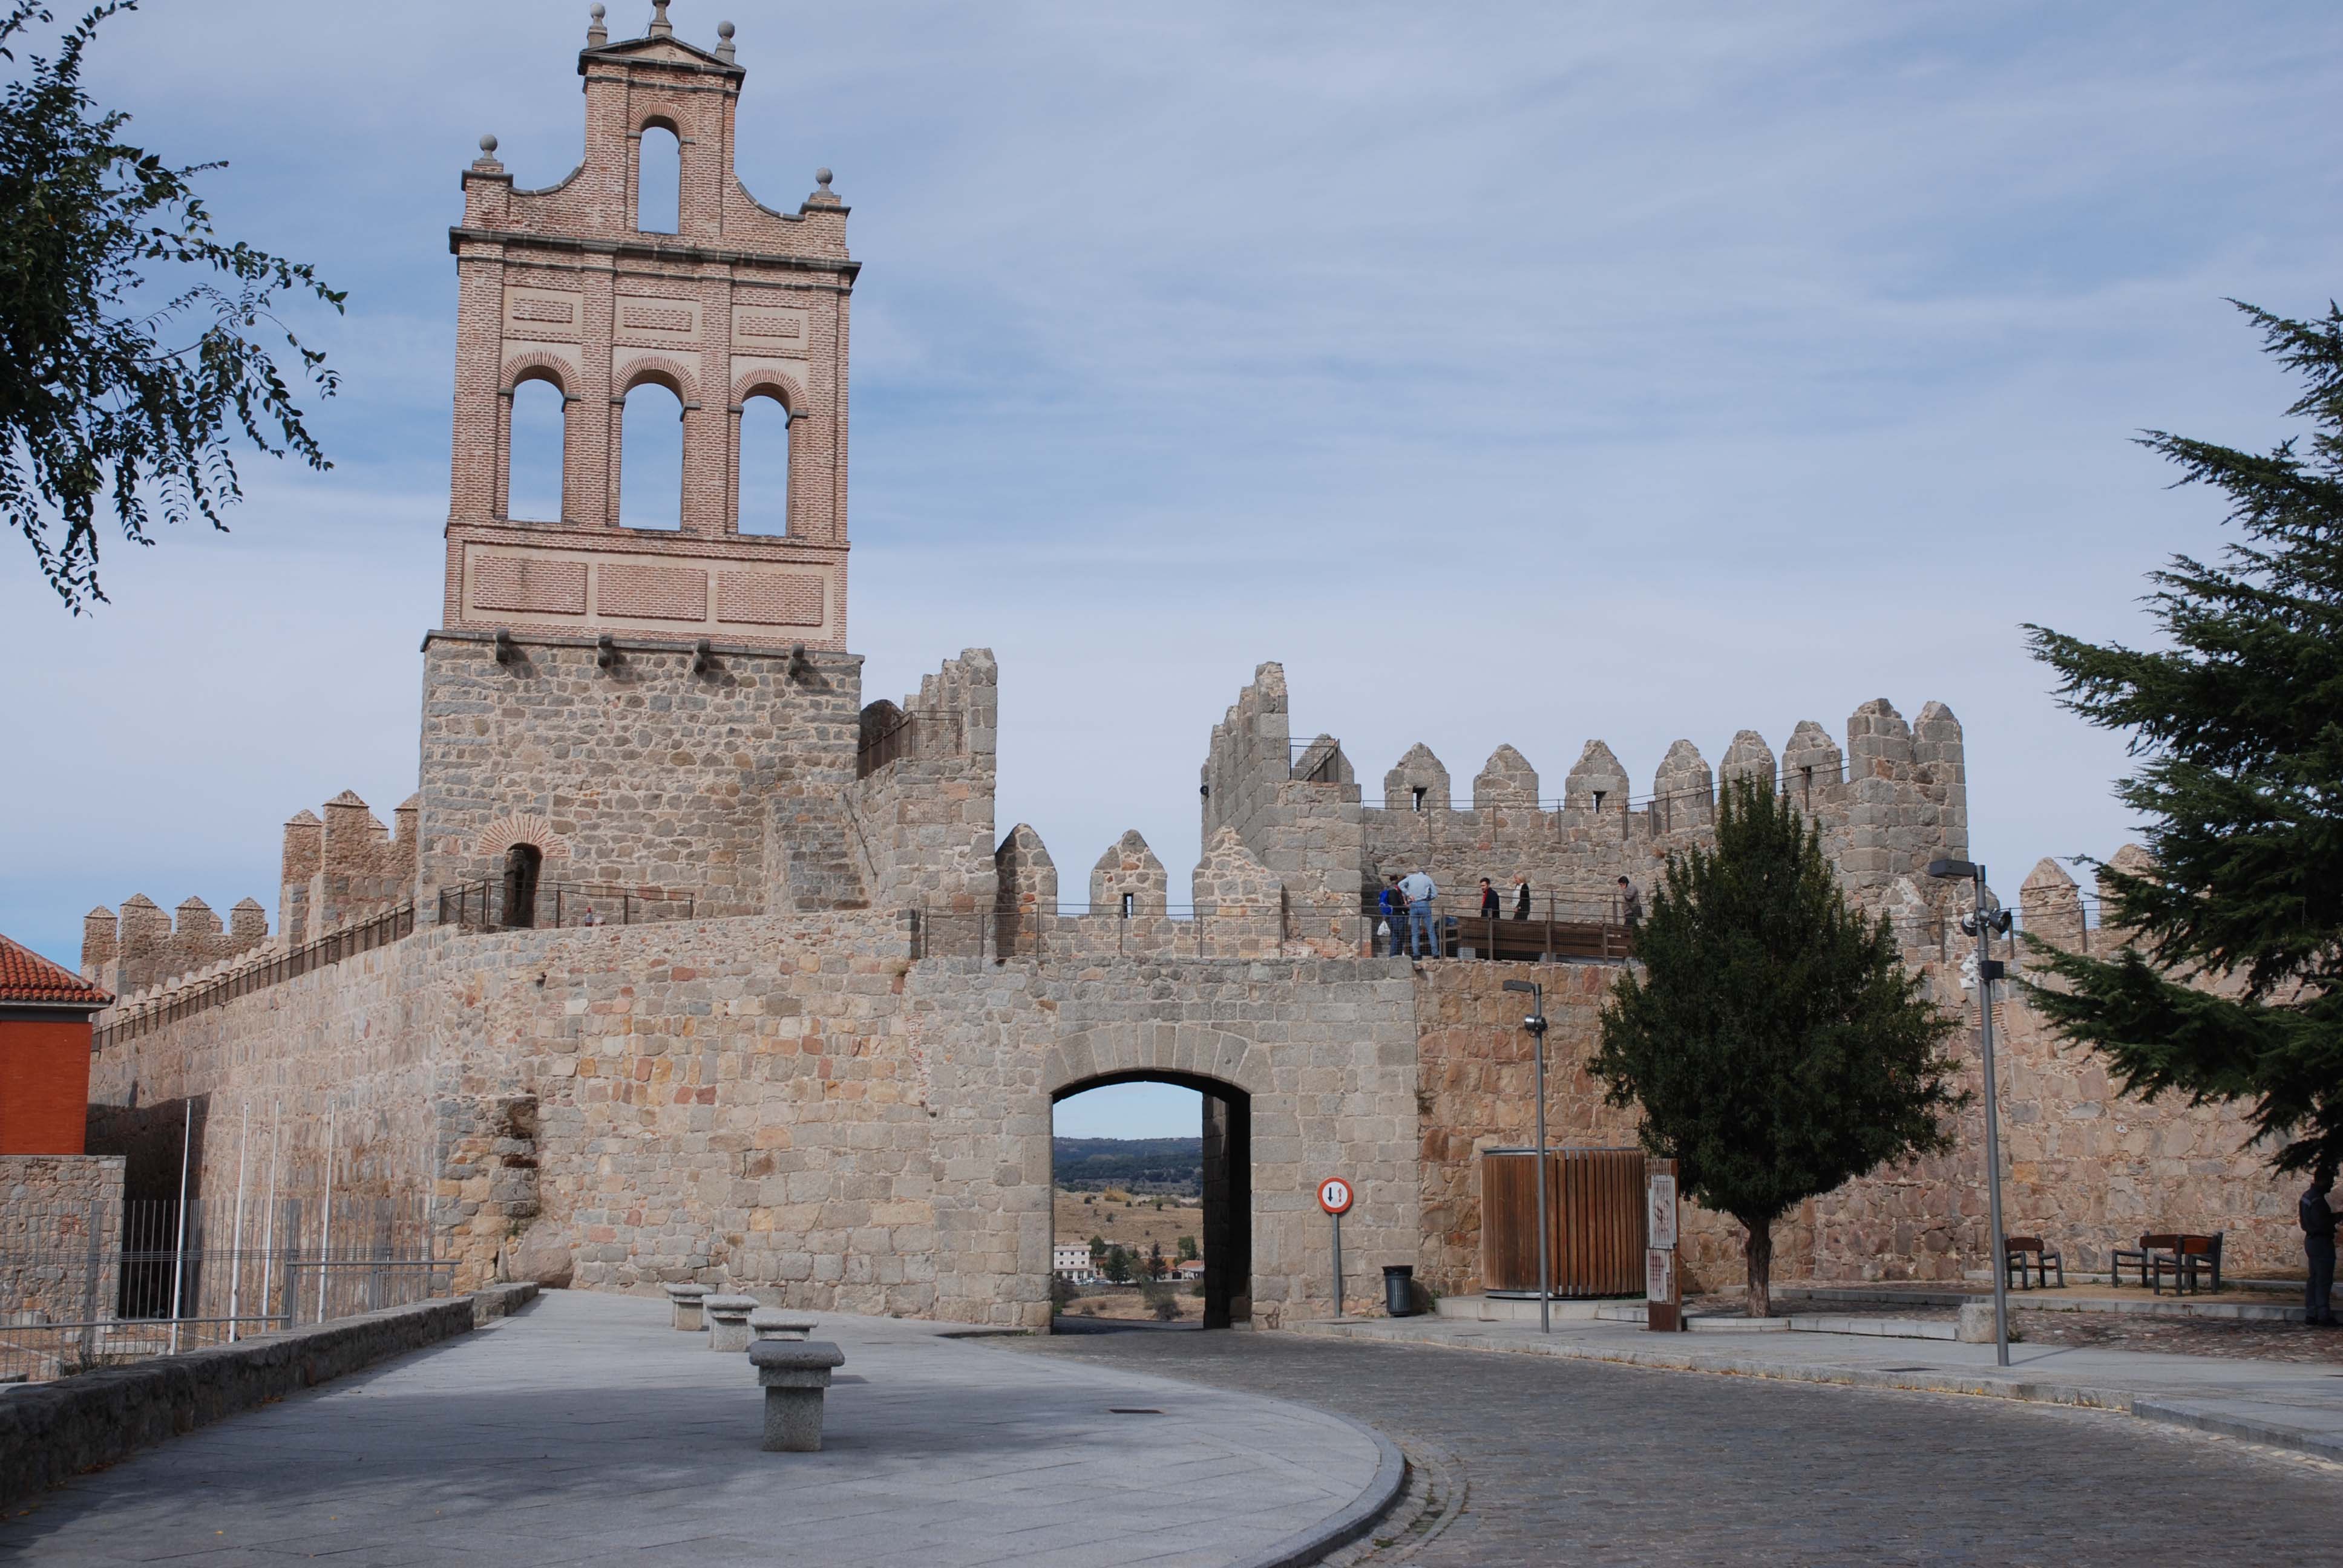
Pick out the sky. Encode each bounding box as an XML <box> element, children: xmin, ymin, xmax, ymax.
<box><xmin>4</xmin><ymin>2</ymin><xmax>2338</xmax><ymax>1139</ymax></box>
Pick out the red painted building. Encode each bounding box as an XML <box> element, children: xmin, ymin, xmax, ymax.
<box><xmin>0</xmin><ymin>933</ymin><xmax>113</xmax><ymax>1154</ymax></box>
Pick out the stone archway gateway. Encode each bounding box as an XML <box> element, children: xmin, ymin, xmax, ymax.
<box><xmin>1051</xmin><ymin>1071</ymin><xmax>1251</xmax><ymax>1330</ymax></box>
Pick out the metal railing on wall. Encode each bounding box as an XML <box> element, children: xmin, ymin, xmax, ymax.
<box><xmin>436</xmin><ymin>879</ymin><xmax>696</xmax><ymax>931</ymax></box>
<box><xmin>92</xmin><ymin>903</ymin><xmax>415</xmax><ymax>1053</ymax></box>
<box><xmin>0</xmin><ymin>1193</ymin><xmax>448</xmax><ymax>1386</ymax></box>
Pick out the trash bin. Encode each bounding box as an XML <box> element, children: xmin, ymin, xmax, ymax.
<box><xmin>1383</xmin><ymin>1264</ymin><xmax>1417</xmax><ymax>1318</ymax></box>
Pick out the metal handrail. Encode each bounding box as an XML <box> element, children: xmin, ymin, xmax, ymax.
<box><xmin>437</xmin><ymin>878</ymin><xmax>696</xmax><ymax>931</ymax></box>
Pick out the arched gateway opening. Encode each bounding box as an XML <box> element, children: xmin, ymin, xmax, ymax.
<box><xmin>1050</xmin><ymin>1072</ymin><xmax>1251</xmax><ymax>1330</ymax></box>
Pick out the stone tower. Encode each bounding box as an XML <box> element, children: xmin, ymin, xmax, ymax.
<box><xmin>440</xmin><ymin>0</ymin><xmax>855</xmax><ymax>651</ymax></box>
<box><xmin>415</xmin><ymin>4</ymin><xmax>868</xmax><ymax>919</ymax></box>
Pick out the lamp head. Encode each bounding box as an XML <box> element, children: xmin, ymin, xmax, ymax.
<box><xmin>1502</xmin><ymin>979</ymin><xmax>1536</xmax><ymax>996</ymax></box>
<box><xmin>1927</xmin><ymin>858</ymin><xmax>1980</xmax><ymax>881</ymax></box>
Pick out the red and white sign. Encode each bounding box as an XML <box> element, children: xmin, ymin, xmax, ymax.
<box><xmin>1317</xmin><ymin>1177</ymin><xmax>1354</xmax><ymax>1216</ymax></box>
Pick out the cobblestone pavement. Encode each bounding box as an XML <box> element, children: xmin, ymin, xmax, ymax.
<box><xmin>1009</xmin><ymin>1327</ymin><xmax>2343</xmax><ymax>1567</ymax></box>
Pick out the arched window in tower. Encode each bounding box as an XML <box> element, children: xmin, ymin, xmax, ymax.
<box><xmin>637</xmin><ymin>124</ymin><xmax>680</xmax><ymax>234</ymax></box>
<box><xmin>505</xmin><ymin>377</ymin><xmax>566</xmax><ymax>521</ymax></box>
<box><xmin>736</xmin><ymin>392</ymin><xmax>791</xmax><ymax>535</ymax></box>
<box><xmin>618</xmin><ymin>381</ymin><xmax>684</xmax><ymax>530</ymax></box>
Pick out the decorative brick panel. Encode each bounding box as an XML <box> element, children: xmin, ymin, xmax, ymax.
<box><xmin>595</xmin><ymin>562</ymin><xmax>708</xmax><ymax>621</ymax></box>
<box><xmin>473</xmin><ymin>556</ymin><xmax>588</xmax><ymax>616</ymax></box>
<box><xmin>718</xmin><ymin>570</ymin><xmax>824</xmax><ymax>627</ymax></box>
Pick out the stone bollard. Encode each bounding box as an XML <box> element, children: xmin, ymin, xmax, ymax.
<box><xmin>705</xmin><ymin>1294</ymin><xmax>761</xmax><ymax>1352</ymax></box>
<box><xmin>665</xmin><ymin>1282</ymin><xmax>712</xmax><ymax>1332</ymax></box>
<box><xmin>749</xmin><ymin>1307</ymin><xmax>816</xmax><ymax>1342</ymax></box>
<box><xmin>1956</xmin><ymin>1301</ymin><xmax>1997</xmax><ymax>1344</ymax></box>
<box><xmin>750</xmin><ymin>1339</ymin><xmax>847</xmax><ymax>1452</ymax></box>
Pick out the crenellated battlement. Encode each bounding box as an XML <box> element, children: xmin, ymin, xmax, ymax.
<box><xmin>1201</xmin><ymin>666</ymin><xmax>1970</xmax><ymax>924</ymax></box>
<box><xmin>80</xmin><ymin>893</ymin><xmax>269</xmax><ymax>996</ymax></box>
<box><xmin>839</xmin><ymin>648</ymin><xmax>998</xmax><ymax>916</ymax></box>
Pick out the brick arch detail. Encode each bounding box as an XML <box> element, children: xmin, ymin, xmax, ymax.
<box><xmin>501</xmin><ymin>352</ymin><xmax>575</xmax><ymax>397</ymax></box>
<box><xmin>475</xmin><ymin>813</ymin><xmax>571</xmax><ymax>863</ymax></box>
<box><xmin>731</xmin><ymin>368</ymin><xmax>807</xmax><ymax>411</ymax></box>
<box><xmin>617</xmin><ymin>354</ymin><xmax>699</xmax><ymax>403</ymax></box>
<box><xmin>1043</xmin><ymin>1025</ymin><xmax>1264</xmax><ymax>1101</ymax></box>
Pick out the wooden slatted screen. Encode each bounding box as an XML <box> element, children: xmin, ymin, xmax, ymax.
<box><xmin>1479</xmin><ymin>1148</ymin><xmax>1648</xmax><ymax>1297</ymax></box>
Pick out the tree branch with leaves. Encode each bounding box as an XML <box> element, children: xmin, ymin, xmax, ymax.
<box><xmin>1</xmin><ymin>0</ymin><xmax>342</xmax><ymax>612</ymax></box>
<box><xmin>2024</xmin><ymin>299</ymin><xmax>2343</xmax><ymax>1180</ymax></box>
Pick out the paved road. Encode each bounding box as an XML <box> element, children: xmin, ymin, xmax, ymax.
<box><xmin>1012</xmin><ymin>1327</ymin><xmax>2343</xmax><ymax>1567</ymax></box>
<box><xmin>0</xmin><ymin>1294</ymin><xmax>1390</xmax><ymax>1568</ymax></box>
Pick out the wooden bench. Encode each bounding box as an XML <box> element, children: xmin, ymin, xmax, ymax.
<box><xmin>2152</xmin><ymin>1233</ymin><xmax>2224</xmax><ymax>1295</ymax></box>
<box><xmin>2111</xmin><ymin>1232</ymin><xmax>2180</xmax><ymax>1289</ymax></box>
<box><xmin>2003</xmin><ymin>1236</ymin><xmax>2063</xmax><ymax>1290</ymax></box>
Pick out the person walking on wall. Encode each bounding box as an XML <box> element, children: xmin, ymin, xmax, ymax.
<box><xmin>1511</xmin><ymin>874</ymin><xmax>1530</xmax><ymax>920</ymax></box>
<box><xmin>1616</xmin><ymin>875</ymin><xmax>1643</xmax><ymax>931</ymax></box>
<box><xmin>1480</xmin><ymin>878</ymin><xmax>1499</xmax><ymax>920</ymax></box>
<box><xmin>1377</xmin><ymin>875</ymin><xmax>1405</xmax><ymax>958</ymax></box>
<box><xmin>2305</xmin><ymin>1167</ymin><xmax>2338</xmax><ymax>1327</ymax></box>
<box><xmin>1399</xmin><ymin>869</ymin><xmax>1438</xmax><ymax>959</ymax></box>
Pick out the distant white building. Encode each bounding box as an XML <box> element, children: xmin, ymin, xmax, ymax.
<box><xmin>1053</xmin><ymin>1244</ymin><xmax>1097</xmax><ymax>1282</ymax></box>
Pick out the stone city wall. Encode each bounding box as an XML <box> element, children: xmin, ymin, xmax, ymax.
<box><xmin>842</xmin><ymin>649</ymin><xmax>1000</xmax><ymax>916</ymax></box>
<box><xmin>0</xmin><ymin>1155</ymin><xmax>124</xmax><ymax>1327</ymax></box>
<box><xmin>908</xmin><ymin>952</ymin><xmax>1423</xmax><ymax>1328</ymax></box>
<box><xmin>1359</xmin><ymin>697</ymin><xmax>1969</xmax><ymax>922</ymax></box>
<box><xmin>415</xmin><ymin>634</ymin><xmax>863</xmax><ymax>918</ymax></box>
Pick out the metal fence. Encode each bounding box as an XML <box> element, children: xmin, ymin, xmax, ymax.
<box><xmin>1</xmin><ymin>1194</ymin><xmax>447</xmax><ymax>1386</ymax></box>
<box><xmin>93</xmin><ymin>903</ymin><xmax>415</xmax><ymax>1053</ymax></box>
<box><xmin>437</xmin><ymin>878</ymin><xmax>696</xmax><ymax>931</ymax></box>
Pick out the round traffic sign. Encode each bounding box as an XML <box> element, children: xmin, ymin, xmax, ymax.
<box><xmin>1317</xmin><ymin>1176</ymin><xmax>1354</xmax><ymax>1216</ymax></box>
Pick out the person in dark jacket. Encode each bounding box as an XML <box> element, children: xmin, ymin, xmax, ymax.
<box><xmin>1616</xmin><ymin>875</ymin><xmax>1643</xmax><ymax>930</ymax></box>
<box><xmin>1479</xmin><ymin>878</ymin><xmax>1499</xmax><ymax>920</ymax></box>
<box><xmin>2304</xmin><ymin>1168</ymin><xmax>2338</xmax><ymax>1327</ymax></box>
<box><xmin>1511</xmin><ymin>874</ymin><xmax>1531</xmax><ymax>920</ymax></box>
<box><xmin>1377</xmin><ymin>875</ymin><xmax>1405</xmax><ymax>958</ymax></box>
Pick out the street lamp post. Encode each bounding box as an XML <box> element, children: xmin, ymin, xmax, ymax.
<box><xmin>1502</xmin><ymin>978</ymin><xmax>1550</xmax><ymax>1334</ymax></box>
<box><xmin>1927</xmin><ymin>857</ymin><xmax>2013</xmax><ymax>1368</ymax></box>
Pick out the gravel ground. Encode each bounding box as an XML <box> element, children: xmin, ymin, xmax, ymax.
<box><xmin>1686</xmin><ymin>1292</ymin><xmax>2343</xmax><ymax>1365</ymax></box>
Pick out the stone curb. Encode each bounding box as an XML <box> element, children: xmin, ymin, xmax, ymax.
<box><xmin>1232</xmin><ymin>1408</ymin><xmax>1408</xmax><ymax>1568</ymax></box>
<box><xmin>0</xmin><ymin>1284</ymin><xmax>539</xmax><ymax>1510</ymax></box>
<box><xmin>2129</xmin><ymin>1398</ymin><xmax>2343</xmax><ymax>1463</ymax></box>
<box><xmin>1289</xmin><ymin>1321</ymin><xmax>2343</xmax><ymax>1466</ymax></box>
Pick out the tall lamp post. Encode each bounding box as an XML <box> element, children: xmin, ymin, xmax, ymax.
<box><xmin>1502</xmin><ymin>978</ymin><xmax>1550</xmax><ymax>1334</ymax></box>
<box><xmin>1927</xmin><ymin>857</ymin><xmax>2013</xmax><ymax>1367</ymax></box>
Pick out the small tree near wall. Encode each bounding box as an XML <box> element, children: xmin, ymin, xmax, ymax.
<box><xmin>1590</xmin><ymin>776</ymin><xmax>1965</xmax><ymax>1316</ymax></box>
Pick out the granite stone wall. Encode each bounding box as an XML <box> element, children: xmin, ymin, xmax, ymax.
<box><xmin>843</xmin><ymin>649</ymin><xmax>999</xmax><ymax>916</ymax></box>
<box><xmin>416</xmin><ymin>633</ymin><xmax>863</xmax><ymax>919</ymax></box>
<box><xmin>0</xmin><ymin>1155</ymin><xmax>123</xmax><ymax>1327</ymax></box>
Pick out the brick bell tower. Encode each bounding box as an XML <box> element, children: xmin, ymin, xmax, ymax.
<box><xmin>439</xmin><ymin>0</ymin><xmax>854</xmax><ymax>649</ymax></box>
<box><xmin>413</xmin><ymin>4</ymin><xmax>870</xmax><ymax>921</ymax></box>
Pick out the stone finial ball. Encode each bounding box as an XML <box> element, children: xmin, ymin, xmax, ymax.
<box><xmin>479</xmin><ymin>134</ymin><xmax>499</xmax><ymax>154</ymax></box>
<box><xmin>816</xmin><ymin>168</ymin><xmax>833</xmax><ymax>188</ymax></box>
<box><xmin>718</xmin><ymin>21</ymin><xmax>735</xmax><ymax>38</ymax></box>
<box><xmin>590</xmin><ymin>4</ymin><xmax>605</xmax><ymax>18</ymax></box>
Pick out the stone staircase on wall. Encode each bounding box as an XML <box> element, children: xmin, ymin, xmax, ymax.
<box><xmin>775</xmin><ymin>801</ymin><xmax>871</xmax><ymax>912</ymax></box>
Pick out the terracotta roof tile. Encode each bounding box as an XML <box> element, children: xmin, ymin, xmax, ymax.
<box><xmin>0</xmin><ymin>933</ymin><xmax>113</xmax><ymax>1008</ymax></box>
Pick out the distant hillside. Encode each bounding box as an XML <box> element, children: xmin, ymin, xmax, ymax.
<box><xmin>1052</xmin><ymin>1137</ymin><xmax>1203</xmax><ymax>1195</ymax></box>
